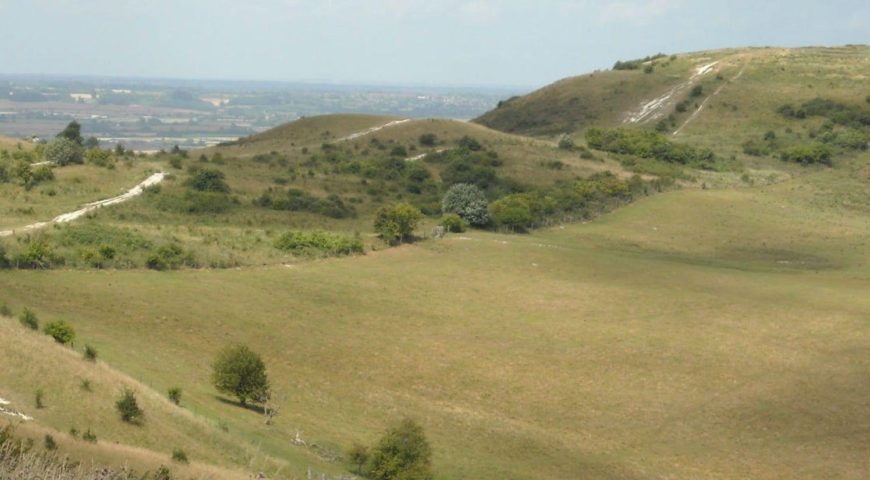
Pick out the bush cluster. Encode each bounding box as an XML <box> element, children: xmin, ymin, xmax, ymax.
<box><xmin>273</xmin><ymin>230</ymin><xmax>364</xmax><ymax>257</ymax></box>
<box><xmin>489</xmin><ymin>172</ymin><xmax>644</xmax><ymax>231</ymax></box>
<box><xmin>585</xmin><ymin>127</ymin><xmax>715</xmax><ymax>166</ymax></box>
<box><xmin>779</xmin><ymin>143</ymin><xmax>832</xmax><ymax>166</ymax></box>
<box><xmin>613</xmin><ymin>53</ymin><xmax>666</xmax><ymax>70</ymax></box>
<box><xmin>254</xmin><ymin>188</ymin><xmax>356</xmax><ymax>218</ymax></box>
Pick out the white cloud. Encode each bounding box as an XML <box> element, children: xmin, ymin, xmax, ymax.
<box><xmin>598</xmin><ymin>0</ymin><xmax>681</xmax><ymax>23</ymax></box>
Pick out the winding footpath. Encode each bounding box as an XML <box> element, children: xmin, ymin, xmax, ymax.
<box><xmin>0</xmin><ymin>171</ymin><xmax>166</xmax><ymax>237</ymax></box>
<box><xmin>336</xmin><ymin>119</ymin><xmax>411</xmax><ymax>142</ymax></box>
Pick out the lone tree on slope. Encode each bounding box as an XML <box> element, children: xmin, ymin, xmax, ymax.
<box><xmin>211</xmin><ymin>343</ymin><xmax>270</xmax><ymax>407</ymax></box>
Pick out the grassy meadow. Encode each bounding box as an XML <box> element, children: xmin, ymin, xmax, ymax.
<box><xmin>1</xmin><ymin>162</ymin><xmax>868</xmax><ymax>479</ymax></box>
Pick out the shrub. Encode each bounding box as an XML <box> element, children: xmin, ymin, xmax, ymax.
<box><xmin>441</xmin><ymin>183</ymin><xmax>489</xmax><ymax>226</ymax></box>
<box><xmin>439</xmin><ymin>213</ymin><xmax>466</xmax><ymax>233</ymax></box>
<box><xmin>211</xmin><ymin>344</ymin><xmax>270</xmax><ymax>406</ymax></box>
<box><xmin>15</xmin><ymin>240</ymin><xmax>60</xmax><ymax>269</ymax></box>
<box><xmin>154</xmin><ymin>465</ymin><xmax>172</xmax><ymax>480</ymax></box>
<box><xmin>155</xmin><ymin>190</ymin><xmax>237</xmax><ymax>214</ymax></box>
<box><xmin>185</xmin><ymin>168</ymin><xmax>230</xmax><ymax>192</ymax></box>
<box><xmin>419</xmin><ymin>133</ymin><xmax>437</xmax><ymax>146</ymax></box>
<box><xmin>44</xmin><ymin>137</ymin><xmax>83</xmax><ymax>166</ymax></box>
<box><xmin>274</xmin><ymin>230</ymin><xmax>364</xmax><ymax>257</ymax></box>
<box><xmin>489</xmin><ymin>195</ymin><xmax>534</xmax><ymax>232</ymax></box>
<box><xmin>43</xmin><ymin>434</ymin><xmax>57</xmax><ymax>451</ymax></box>
<box><xmin>19</xmin><ymin>308</ymin><xmax>38</xmax><ymax>330</ymax></box>
<box><xmin>0</xmin><ymin>302</ymin><xmax>10</xmax><ymax>316</ymax></box>
<box><xmin>367</xmin><ymin>418</ymin><xmax>432</xmax><ymax>480</ymax></box>
<box><xmin>80</xmin><ymin>379</ymin><xmax>92</xmax><ymax>391</ymax></box>
<box><xmin>35</xmin><ymin>390</ymin><xmax>44</xmax><ymax>409</ymax></box>
<box><xmin>44</xmin><ymin>320</ymin><xmax>75</xmax><ymax>345</ymax></box>
<box><xmin>82</xmin><ymin>428</ymin><xmax>97</xmax><ymax>443</ymax></box>
<box><xmin>390</xmin><ymin>145</ymin><xmax>408</xmax><ymax>157</ymax></box>
<box><xmin>780</xmin><ymin>143</ymin><xmax>832</xmax><ymax>166</ymax></box>
<box><xmin>374</xmin><ymin>203</ymin><xmax>423</xmax><ymax>244</ymax></box>
<box><xmin>171</xmin><ymin>448</ymin><xmax>189</xmax><ymax>464</ymax></box>
<box><xmin>456</xmin><ymin>136</ymin><xmax>483</xmax><ymax>151</ymax></box>
<box><xmin>168</xmin><ymin>387</ymin><xmax>182</xmax><ymax>405</ymax></box>
<box><xmin>116</xmin><ymin>389</ymin><xmax>144</xmax><ymax>424</ymax></box>
<box><xmin>146</xmin><ymin>244</ymin><xmax>195</xmax><ymax>271</ymax></box>
<box><xmin>689</xmin><ymin>85</ymin><xmax>704</xmax><ymax>97</ymax></box>
<box><xmin>557</xmin><ymin>136</ymin><xmax>575</xmax><ymax>150</ymax></box>
<box><xmin>83</xmin><ymin>344</ymin><xmax>98</xmax><ymax>361</ymax></box>
<box><xmin>84</xmin><ymin>148</ymin><xmax>112</xmax><ymax>167</ymax></box>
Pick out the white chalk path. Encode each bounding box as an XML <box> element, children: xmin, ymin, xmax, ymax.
<box><xmin>673</xmin><ymin>62</ymin><xmax>749</xmax><ymax>136</ymax></box>
<box><xmin>0</xmin><ymin>396</ymin><xmax>33</xmax><ymax>421</ymax></box>
<box><xmin>623</xmin><ymin>62</ymin><xmax>719</xmax><ymax>125</ymax></box>
<box><xmin>0</xmin><ymin>171</ymin><xmax>166</xmax><ymax>237</ymax></box>
<box><xmin>336</xmin><ymin>119</ymin><xmax>411</xmax><ymax>142</ymax></box>
<box><xmin>405</xmin><ymin>148</ymin><xmax>449</xmax><ymax>162</ymax></box>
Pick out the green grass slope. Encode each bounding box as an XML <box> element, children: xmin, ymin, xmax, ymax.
<box><xmin>0</xmin><ymin>310</ymin><xmax>346</xmax><ymax>479</ymax></box>
<box><xmin>1</xmin><ymin>160</ymin><xmax>867</xmax><ymax>479</ymax></box>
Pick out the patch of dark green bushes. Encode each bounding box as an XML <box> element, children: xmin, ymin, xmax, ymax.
<box><xmin>585</xmin><ymin>127</ymin><xmax>716</xmax><ymax>167</ymax></box>
<box><xmin>254</xmin><ymin>188</ymin><xmax>356</xmax><ymax>218</ymax></box>
<box><xmin>274</xmin><ymin>230</ymin><xmax>364</xmax><ymax>257</ymax></box>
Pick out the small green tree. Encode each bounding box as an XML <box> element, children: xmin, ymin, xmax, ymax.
<box><xmin>44</xmin><ymin>320</ymin><xmax>75</xmax><ymax>345</ymax></box>
<box><xmin>57</xmin><ymin>121</ymin><xmax>83</xmax><ymax>145</ymax></box>
<box><xmin>441</xmin><ymin>183</ymin><xmax>489</xmax><ymax>226</ymax></box>
<box><xmin>185</xmin><ymin>168</ymin><xmax>230</xmax><ymax>192</ymax></box>
<box><xmin>116</xmin><ymin>389</ymin><xmax>144</xmax><ymax>424</ymax></box>
<box><xmin>83</xmin><ymin>344</ymin><xmax>98</xmax><ymax>361</ymax></box>
<box><xmin>439</xmin><ymin>213</ymin><xmax>465</xmax><ymax>233</ymax></box>
<box><xmin>348</xmin><ymin>442</ymin><xmax>370</xmax><ymax>475</ymax></box>
<box><xmin>418</xmin><ymin>133</ymin><xmax>437</xmax><ymax>146</ymax></box>
<box><xmin>44</xmin><ymin>137</ymin><xmax>84</xmax><ymax>166</ymax></box>
<box><xmin>368</xmin><ymin>418</ymin><xmax>433</xmax><ymax>480</ymax></box>
<box><xmin>489</xmin><ymin>195</ymin><xmax>533</xmax><ymax>232</ymax></box>
<box><xmin>211</xmin><ymin>344</ymin><xmax>270</xmax><ymax>406</ymax></box>
<box><xmin>374</xmin><ymin>203</ymin><xmax>423</xmax><ymax>244</ymax></box>
<box><xmin>168</xmin><ymin>387</ymin><xmax>182</xmax><ymax>405</ymax></box>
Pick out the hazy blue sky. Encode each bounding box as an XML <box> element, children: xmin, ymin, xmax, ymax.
<box><xmin>0</xmin><ymin>0</ymin><xmax>867</xmax><ymax>88</ymax></box>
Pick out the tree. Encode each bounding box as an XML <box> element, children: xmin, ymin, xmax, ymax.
<box><xmin>489</xmin><ymin>195</ymin><xmax>533</xmax><ymax>232</ymax></box>
<box><xmin>348</xmin><ymin>443</ymin><xmax>370</xmax><ymax>474</ymax></box>
<box><xmin>441</xmin><ymin>183</ymin><xmax>489</xmax><ymax>226</ymax></box>
<box><xmin>83</xmin><ymin>136</ymin><xmax>100</xmax><ymax>149</ymax></box>
<box><xmin>44</xmin><ymin>320</ymin><xmax>75</xmax><ymax>345</ymax></box>
<box><xmin>186</xmin><ymin>168</ymin><xmax>230</xmax><ymax>193</ymax></box>
<box><xmin>368</xmin><ymin>418</ymin><xmax>433</xmax><ymax>480</ymax></box>
<box><xmin>211</xmin><ymin>344</ymin><xmax>270</xmax><ymax>406</ymax></box>
<box><xmin>116</xmin><ymin>389</ymin><xmax>144</xmax><ymax>424</ymax></box>
<box><xmin>418</xmin><ymin>133</ymin><xmax>437</xmax><ymax>146</ymax></box>
<box><xmin>44</xmin><ymin>137</ymin><xmax>83</xmax><ymax>166</ymax></box>
<box><xmin>374</xmin><ymin>203</ymin><xmax>423</xmax><ymax>244</ymax></box>
<box><xmin>57</xmin><ymin>120</ymin><xmax>83</xmax><ymax>145</ymax></box>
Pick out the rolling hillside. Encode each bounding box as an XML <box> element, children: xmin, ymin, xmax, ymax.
<box><xmin>475</xmin><ymin>46</ymin><xmax>870</xmax><ymax>144</ymax></box>
<box><xmin>1</xmin><ymin>45</ymin><xmax>869</xmax><ymax>479</ymax></box>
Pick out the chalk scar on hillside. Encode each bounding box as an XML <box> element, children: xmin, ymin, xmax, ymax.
<box><xmin>622</xmin><ymin>61</ymin><xmax>719</xmax><ymax>125</ymax></box>
<box><xmin>0</xmin><ymin>171</ymin><xmax>166</xmax><ymax>237</ymax></box>
<box><xmin>673</xmin><ymin>61</ymin><xmax>749</xmax><ymax>136</ymax></box>
<box><xmin>405</xmin><ymin>148</ymin><xmax>449</xmax><ymax>162</ymax></box>
<box><xmin>336</xmin><ymin>119</ymin><xmax>411</xmax><ymax>142</ymax></box>
<box><xmin>0</xmin><ymin>396</ymin><xmax>33</xmax><ymax>421</ymax></box>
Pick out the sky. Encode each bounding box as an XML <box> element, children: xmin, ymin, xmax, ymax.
<box><xmin>0</xmin><ymin>0</ymin><xmax>867</xmax><ymax>89</ymax></box>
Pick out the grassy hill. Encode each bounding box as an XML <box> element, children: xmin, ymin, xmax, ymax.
<box><xmin>0</xmin><ymin>46</ymin><xmax>868</xmax><ymax>479</ymax></box>
<box><xmin>474</xmin><ymin>46</ymin><xmax>870</xmax><ymax>143</ymax></box>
